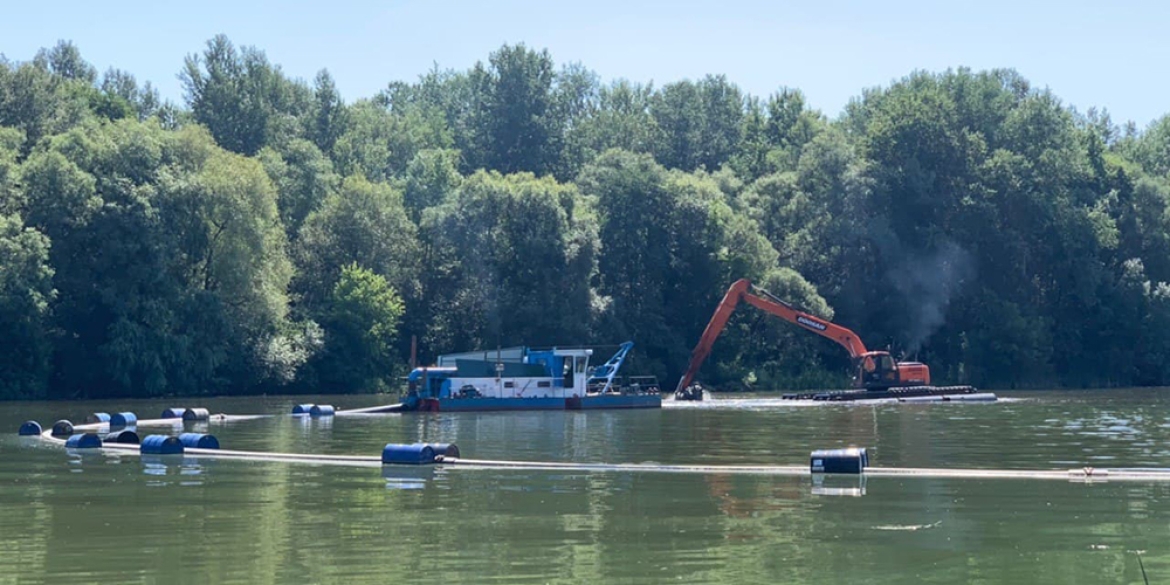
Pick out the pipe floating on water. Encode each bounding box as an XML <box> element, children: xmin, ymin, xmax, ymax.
<box><xmin>179</xmin><ymin>433</ymin><xmax>219</xmax><ymax>450</ymax></box>
<box><xmin>18</xmin><ymin>421</ymin><xmax>42</xmax><ymax>436</ymax></box>
<box><xmin>85</xmin><ymin>413</ymin><xmax>111</xmax><ymax>424</ymax></box>
<box><xmin>51</xmin><ymin>420</ymin><xmax>74</xmax><ymax>437</ymax></box>
<box><xmin>309</xmin><ymin>405</ymin><xmax>335</xmax><ymax>417</ymax></box>
<box><xmin>160</xmin><ymin>407</ymin><xmax>186</xmax><ymax>419</ymax></box>
<box><xmin>105</xmin><ymin>430</ymin><xmax>140</xmax><ymax>444</ymax></box>
<box><xmin>110</xmin><ymin>412</ymin><xmax>137</xmax><ymax>428</ymax></box>
<box><xmin>292</xmin><ymin>404</ymin><xmax>315</xmax><ymax>415</ymax></box>
<box><xmin>140</xmin><ymin>435</ymin><xmax>184</xmax><ymax>455</ymax></box>
<box><xmin>65</xmin><ymin>433</ymin><xmax>103</xmax><ymax>449</ymax></box>
<box><xmin>182</xmin><ymin>408</ymin><xmax>210</xmax><ymax>421</ymax></box>
<box><xmin>382</xmin><ymin>443</ymin><xmax>437</xmax><ymax>465</ymax></box>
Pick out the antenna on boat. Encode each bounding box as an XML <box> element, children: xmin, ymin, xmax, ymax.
<box><xmin>410</xmin><ymin>335</ymin><xmax>417</xmax><ymax>371</ymax></box>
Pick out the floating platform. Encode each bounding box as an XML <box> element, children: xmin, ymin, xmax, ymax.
<box><xmin>782</xmin><ymin>385</ymin><xmax>996</xmax><ymax>402</ymax></box>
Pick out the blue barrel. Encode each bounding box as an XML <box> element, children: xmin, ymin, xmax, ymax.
<box><xmin>51</xmin><ymin>420</ymin><xmax>74</xmax><ymax>437</ymax></box>
<box><xmin>140</xmin><ymin>435</ymin><xmax>184</xmax><ymax>455</ymax></box>
<box><xmin>427</xmin><ymin>443</ymin><xmax>460</xmax><ymax>459</ymax></box>
<box><xmin>160</xmin><ymin>407</ymin><xmax>186</xmax><ymax>419</ymax></box>
<box><xmin>18</xmin><ymin>421</ymin><xmax>42</xmax><ymax>436</ymax></box>
<box><xmin>110</xmin><ymin>412</ymin><xmax>137</xmax><ymax>428</ymax></box>
<box><xmin>309</xmin><ymin>404</ymin><xmax>335</xmax><ymax>417</ymax></box>
<box><xmin>104</xmin><ymin>430</ymin><xmax>140</xmax><ymax>444</ymax></box>
<box><xmin>178</xmin><ymin>433</ymin><xmax>220</xmax><ymax>450</ymax></box>
<box><xmin>292</xmin><ymin>404</ymin><xmax>315</xmax><ymax>415</ymax></box>
<box><xmin>65</xmin><ymin>433</ymin><xmax>103</xmax><ymax>449</ymax></box>
<box><xmin>381</xmin><ymin>443</ymin><xmax>436</xmax><ymax>465</ymax></box>
<box><xmin>182</xmin><ymin>408</ymin><xmax>211</xmax><ymax>421</ymax></box>
<box><xmin>85</xmin><ymin>412</ymin><xmax>111</xmax><ymax>424</ymax></box>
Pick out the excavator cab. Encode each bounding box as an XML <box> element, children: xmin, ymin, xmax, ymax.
<box><xmin>858</xmin><ymin>351</ymin><xmax>899</xmax><ymax>390</ymax></box>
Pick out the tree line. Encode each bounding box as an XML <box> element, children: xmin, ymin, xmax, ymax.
<box><xmin>3</xmin><ymin>37</ymin><xmax>1170</xmax><ymax>399</ymax></box>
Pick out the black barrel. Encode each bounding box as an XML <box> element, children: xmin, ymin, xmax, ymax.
<box><xmin>810</xmin><ymin>448</ymin><xmax>868</xmax><ymax>474</ymax></box>
<box><xmin>182</xmin><ymin>408</ymin><xmax>210</xmax><ymax>421</ymax></box>
<box><xmin>51</xmin><ymin>420</ymin><xmax>74</xmax><ymax>437</ymax></box>
<box><xmin>427</xmin><ymin>443</ymin><xmax>460</xmax><ymax>459</ymax></box>
<box><xmin>292</xmin><ymin>404</ymin><xmax>315</xmax><ymax>415</ymax></box>
<box><xmin>18</xmin><ymin>421</ymin><xmax>42</xmax><ymax>436</ymax></box>
<box><xmin>104</xmin><ymin>430</ymin><xmax>140</xmax><ymax>444</ymax></box>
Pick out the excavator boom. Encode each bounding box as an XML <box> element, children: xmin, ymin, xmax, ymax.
<box><xmin>675</xmin><ymin>279</ymin><xmax>869</xmax><ymax>394</ymax></box>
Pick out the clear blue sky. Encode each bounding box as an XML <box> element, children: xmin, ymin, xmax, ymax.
<box><xmin>2</xmin><ymin>0</ymin><xmax>1167</xmax><ymax>126</ymax></box>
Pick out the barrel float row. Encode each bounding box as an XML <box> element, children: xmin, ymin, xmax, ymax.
<box><xmin>381</xmin><ymin>443</ymin><xmax>460</xmax><ymax>465</ymax></box>
<box><xmin>810</xmin><ymin>447</ymin><xmax>869</xmax><ymax>474</ymax></box>
<box><xmin>162</xmin><ymin>407</ymin><xmax>212</xmax><ymax>420</ymax></box>
<box><xmin>291</xmin><ymin>404</ymin><xmax>335</xmax><ymax>417</ymax></box>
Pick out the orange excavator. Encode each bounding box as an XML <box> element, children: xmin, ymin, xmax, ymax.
<box><xmin>674</xmin><ymin>279</ymin><xmax>974</xmax><ymax>401</ymax></box>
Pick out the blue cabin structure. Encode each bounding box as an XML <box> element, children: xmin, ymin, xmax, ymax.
<box><xmin>402</xmin><ymin>342</ymin><xmax>660</xmax><ymax>412</ymax></box>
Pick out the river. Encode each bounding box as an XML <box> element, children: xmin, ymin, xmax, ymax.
<box><xmin>2</xmin><ymin>390</ymin><xmax>1168</xmax><ymax>584</ymax></box>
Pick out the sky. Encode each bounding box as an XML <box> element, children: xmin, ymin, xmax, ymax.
<box><xmin>2</xmin><ymin>0</ymin><xmax>1168</xmax><ymax>127</ymax></box>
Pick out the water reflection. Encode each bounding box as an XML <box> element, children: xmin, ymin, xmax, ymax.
<box><xmin>4</xmin><ymin>390</ymin><xmax>1170</xmax><ymax>584</ymax></box>
<box><xmin>381</xmin><ymin>466</ymin><xmax>433</xmax><ymax>490</ymax></box>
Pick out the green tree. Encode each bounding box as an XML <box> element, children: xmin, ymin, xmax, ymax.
<box><xmin>309</xmin><ymin>263</ymin><xmax>404</xmax><ymax>392</ymax></box>
<box><xmin>0</xmin><ymin>214</ymin><xmax>55</xmax><ymax>399</ymax></box>
<box><xmin>294</xmin><ymin>175</ymin><xmax>420</xmax><ymax>310</ymax></box>
<box><xmin>181</xmin><ymin>34</ymin><xmax>311</xmax><ymax>156</ymax></box>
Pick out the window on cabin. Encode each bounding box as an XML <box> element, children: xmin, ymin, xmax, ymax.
<box><xmin>563</xmin><ymin>357</ymin><xmax>574</xmax><ymax>388</ymax></box>
<box><xmin>537</xmin><ymin>381</ymin><xmax>551</xmax><ymax>388</ymax></box>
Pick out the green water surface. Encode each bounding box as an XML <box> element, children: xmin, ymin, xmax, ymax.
<box><xmin>2</xmin><ymin>390</ymin><xmax>1169</xmax><ymax>584</ymax></box>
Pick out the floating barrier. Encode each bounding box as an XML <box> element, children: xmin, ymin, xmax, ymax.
<box><xmin>292</xmin><ymin>404</ymin><xmax>315</xmax><ymax>415</ymax></box>
<box><xmin>336</xmin><ymin>403</ymin><xmax>405</xmax><ymax>414</ymax></box>
<box><xmin>382</xmin><ymin>443</ymin><xmax>437</xmax><ymax>465</ymax></box>
<box><xmin>104</xmin><ymin>430</ymin><xmax>140</xmax><ymax>444</ymax></box>
<box><xmin>24</xmin><ymin>409</ymin><xmax>1170</xmax><ymax>486</ymax></box>
<box><xmin>51</xmin><ymin>420</ymin><xmax>74</xmax><ymax>437</ymax></box>
<box><xmin>428</xmin><ymin>443</ymin><xmax>460</xmax><ymax>458</ymax></box>
<box><xmin>182</xmin><ymin>408</ymin><xmax>211</xmax><ymax>421</ymax></box>
<box><xmin>110</xmin><ymin>412</ymin><xmax>138</xmax><ymax>428</ymax></box>
<box><xmin>140</xmin><ymin>435</ymin><xmax>184</xmax><ymax>455</ymax></box>
<box><xmin>160</xmin><ymin>408</ymin><xmax>186</xmax><ymax>419</ymax></box>
<box><xmin>811</xmin><ymin>448</ymin><xmax>868</xmax><ymax>474</ymax></box>
<box><xmin>85</xmin><ymin>413</ymin><xmax>111</xmax><ymax>424</ymax></box>
<box><xmin>18</xmin><ymin>421</ymin><xmax>42</xmax><ymax>436</ymax></box>
<box><xmin>178</xmin><ymin>433</ymin><xmax>220</xmax><ymax>450</ymax></box>
<box><xmin>65</xmin><ymin>433</ymin><xmax>103</xmax><ymax>449</ymax></box>
<box><xmin>309</xmin><ymin>405</ymin><xmax>335</xmax><ymax>417</ymax></box>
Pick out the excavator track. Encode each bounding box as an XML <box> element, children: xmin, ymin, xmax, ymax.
<box><xmin>781</xmin><ymin>385</ymin><xmax>981</xmax><ymax>402</ymax></box>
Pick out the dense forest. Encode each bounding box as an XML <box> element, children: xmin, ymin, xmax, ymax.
<box><xmin>2</xmin><ymin>37</ymin><xmax>1170</xmax><ymax>400</ymax></box>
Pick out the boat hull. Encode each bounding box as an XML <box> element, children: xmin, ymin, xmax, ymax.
<box><xmin>406</xmin><ymin>394</ymin><xmax>662</xmax><ymax>412</ymax></box>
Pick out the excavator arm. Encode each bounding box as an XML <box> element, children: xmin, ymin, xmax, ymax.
<box><xmin>674</xmin><ymin>279</ymin><xmax>868</xmax><ymax>394</ymax></box>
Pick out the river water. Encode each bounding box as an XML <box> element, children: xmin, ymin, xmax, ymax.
<box><xmin>2</xmin><ymin>390</ymin><xmax>1169</xmax><ymax>584</ymax></box>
